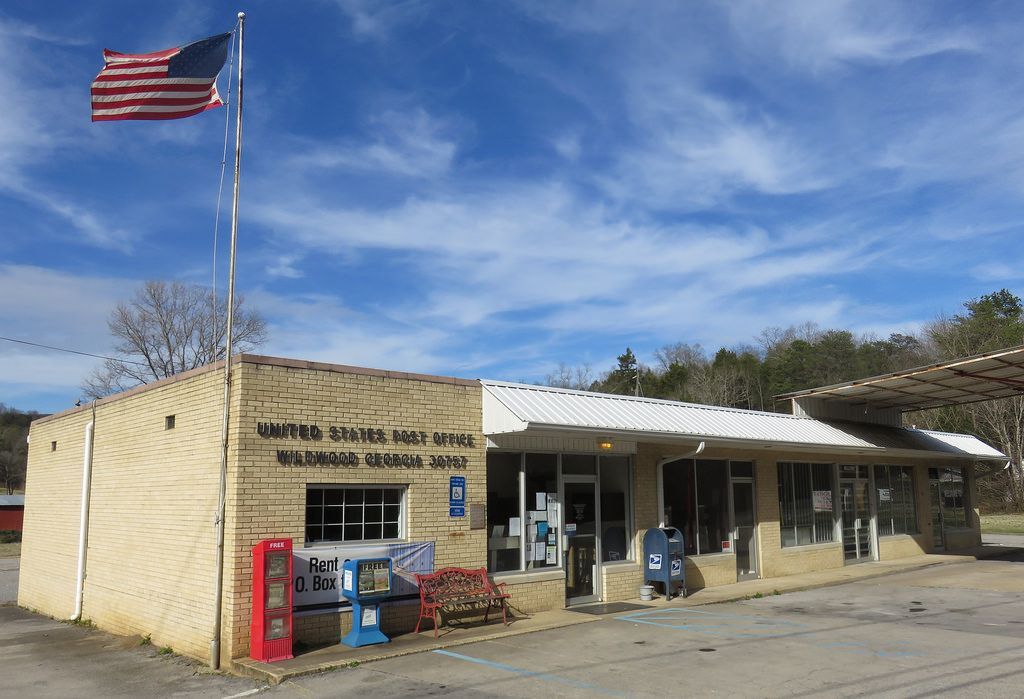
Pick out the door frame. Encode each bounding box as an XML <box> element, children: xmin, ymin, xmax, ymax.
<box><xmin>728</xmin><ymin>476</ymin><xmax>759</xmax><ymax>581</ymax></box>
<box><xmin>928</xmin><ymin>469</ymin><xmax>946</xmax><ymax>551</ymax></box>
<box><xmin>562</xmin><ymin>475</ymin><xmax>601</xmax><ymax>605</ymax></box>
<box><xmin>839</xmin><ymin>468</ymin><xmax>877</xmax><ymax>564</ymax></box>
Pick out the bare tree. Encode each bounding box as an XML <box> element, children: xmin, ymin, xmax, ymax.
<box><xmin>544</xmin><ymin>362</ymin><xmax>594</xmax><ymax>391</ymax></box>
<box><xmin>83</xmin><ymin>280</ymin><xmax>268</xmax><ymax>398</ymax></box>
<box><xmin>654</xmin><ymin>342</ymin><xmax>707</xmax><ymax>371</ymax></box>
<box><xmin>0</xmin><ymin>405</ymin><xmax>31</xmax><ymax>495</ymax></box>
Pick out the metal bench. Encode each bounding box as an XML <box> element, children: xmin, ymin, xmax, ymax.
<box><xmin>414</xmin><ymin>567</ymin><xmax>511</xmax><ymax>638</ymax></box>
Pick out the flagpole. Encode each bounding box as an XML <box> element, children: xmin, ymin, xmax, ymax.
<box><xmin>211</xmin><ymin>10</ymin><xmax>244</xmax><ymax>671</ymax></box>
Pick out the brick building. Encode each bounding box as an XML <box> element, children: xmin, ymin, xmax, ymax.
<box><xmin>18</xmin><ymin>353</ymin><xmax>1004</xmax><ymax>669</ymax></box>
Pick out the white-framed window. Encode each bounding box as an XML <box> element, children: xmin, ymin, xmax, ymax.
<box><xmin>778</xmin><ymin>462</ymin><xmax>835</xmax><ymax>547</ymax></box>
<box><xmin>874</xmin><ymin>465</ymin><xmax>919</xmax><ymax>535</ymax></box>
<box><xmin>305</xmin><ymin>485</ymin><xmax>405</xmax><ymax>545</ymax></box>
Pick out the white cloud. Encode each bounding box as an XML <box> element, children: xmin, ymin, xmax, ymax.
<box><xmin>0</xmin><ymin>17</ymin><xmax>144</xmax><ymax>251</ymax></box>
<box><xmin>333</xmin><ymin>0</ymin><xmax>431</xmax><ymax>41</ymax></box>
<box><xmin>725</xmin><ymin>0</ymin><xmax>978</xmax><ymax>72</ymax></box>
<box><xmin>287</xmin><ymin>108</ymin><xmax>460</xmax><ymax>179</ymax></box>
<box><xmin>0</xmin><ymin>265</ymin><xmax>131</xmax><ymax>350</ymax></box>
<box><xmin>265</xmin><ymin>254</ymin><xmax>305</xmax><ymax>279</ymax></box>
<box><xmin>0</xmin><ymin>265</ymin><xmax>136</xmax><ymax>407</ymax></box>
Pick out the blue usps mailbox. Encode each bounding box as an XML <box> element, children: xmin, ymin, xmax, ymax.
<box><xmin>341</xmin><ymin>558</ymin><xmax>392</xmax><ymax>648</ymax></box>
<box><xmin>643</xmin><ymin>527</ymin><xmax>685</xmax><ymax>601</ymax></box>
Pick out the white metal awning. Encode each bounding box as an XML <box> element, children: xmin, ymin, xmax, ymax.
<box><xmin>776</xmin><ymin>345</ymin><xmax>1024</xmax><ymax>412</ymax></box>
<box><xmin>481</xmin><ymin>380</ymin><xmax>1005</xmax><ymax>460</ymax></box>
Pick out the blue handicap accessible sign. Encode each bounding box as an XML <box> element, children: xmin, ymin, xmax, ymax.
<box><xmin>449</xmin><ymin>476</ymin><xmax>466</xmax><ymax>517</ymax></box>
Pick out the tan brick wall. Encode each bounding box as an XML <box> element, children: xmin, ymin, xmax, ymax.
<box><xmin>18</xmin><ymin>410</ymin><xmax>93</xmax><ymax>620</ymax></box>
<box><xmin>685</xmin><ymin>554</ymin><xmax>738</xmax><ymax>588</ymax></box>
<box><xmin>19</xmin><ymin>367</ymin><xmax>225</xmax><ymax>661</ymax></box>
<box><xmin>877</xmin><ymin>534</ymin><xmax>928</xmax><ymax>559</ymax></box>
<box><xmin>222</xmin><ymin>360</ymin><xmax>484</xmax><ymax>660</ymax></box>
<box><xmin>602</xmin><ymin>563</ymin><xmax>643</xmax><ymax>602</ymax></box>
<box><xmin>492</xmin><ymin>573</ymin><xmax>565</xmax><ymax>614</ymax></box>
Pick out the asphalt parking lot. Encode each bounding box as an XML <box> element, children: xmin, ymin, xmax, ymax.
<box><xmin>285</xmin><ymin>549</ymin><xmax>1024</xmax><ymax>698</ymax></box>
<box><xmin>2</xmin><ymin>549</ymin><xmax>1022</xmax><ymax>697</ymax></box>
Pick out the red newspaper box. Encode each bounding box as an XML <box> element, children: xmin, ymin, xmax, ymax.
<box><xmin>250</xmin><ymin>538</ymin><xmax>294</xmax><ymax>662</ymax></box>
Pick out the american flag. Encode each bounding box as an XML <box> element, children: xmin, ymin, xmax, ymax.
<box><xmin>91</xmin><ymin>33</ymin><xmax>231</xmax><ymax>122</ymax></box>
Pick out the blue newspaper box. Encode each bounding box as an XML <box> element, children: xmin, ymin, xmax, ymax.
<box><xmin>341</xmin><ymin>558</ymin><xmax>392</xmax><ymax>647</ymax></box>
<box><xmin>643</xmin><ymin>527</ymin><xmax>685</xmax><ymax>600</ymax></box>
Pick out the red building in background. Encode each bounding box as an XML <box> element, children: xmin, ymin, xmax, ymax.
<box><xmin>0</xmin><ymin>495</ymin><xmax>25</xmax><ymax>531</ymax></box>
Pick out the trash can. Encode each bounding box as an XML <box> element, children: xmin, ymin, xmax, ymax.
<box><xmin>643</xmin><ymin>527</ymin><xmax>685</xmax><ymax>600</ymax></box>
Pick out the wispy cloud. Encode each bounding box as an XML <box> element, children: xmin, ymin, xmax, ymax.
<box><xmin>286</xmin><ymin>108</ymin><xmax>460</xmax><ymax>178</ymax></box>
<box><xmin>333</xmin><ymin>0</ymin><xmax>431</xmax><ymax>41</ymax></box>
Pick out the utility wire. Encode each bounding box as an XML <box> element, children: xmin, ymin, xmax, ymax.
<box><xmin>0</xmin><ymin>335</ymin><xmax>147</xmax><ymax>366</ymax></box>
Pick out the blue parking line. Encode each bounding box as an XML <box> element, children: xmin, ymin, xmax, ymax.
<box><xmin>432</xmin><ymin>649</ymin><xmax>625</xmax><ymax>696</ymax></box>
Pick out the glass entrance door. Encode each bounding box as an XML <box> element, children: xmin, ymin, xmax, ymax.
<box><xmin>840</xmin><ymin>478</ymin><xmax>873</xmax><ymax>562</ymax></box>
<box><xmin>731</xmin><ymin>480</ymin><xmax>758</xmax><ymax>580</ymax></box>
<box><xmin>564</xmin><ymin>480</ymin><xmax>599</xmax><ymax>604</ymax></box>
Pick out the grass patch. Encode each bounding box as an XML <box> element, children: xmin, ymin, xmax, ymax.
<box><xmin>140</xmin><ymin>634</ymin><xmax>151</xmax><ymax>646</ymax></box>
<box><xmin>0</xmin><ymin>542</ymin><xmax>20</xmax><ymax>558</ymax></box>
<box><xmin>158</xmin><ymin>646</ymin><xmax>174</xmax><ymax>655</ymax></box>
<box><xmin>981</xmin><ymin>513</ymin><xmax>1024</xmax><ymax>534</ymax></box>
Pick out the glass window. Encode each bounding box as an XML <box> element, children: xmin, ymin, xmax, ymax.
<box><xmin>562</xmin><ymin>454</ymin><xmax>596</xmax><ymax>475</ymax></box>
<box><xmin>874</xmin><ymin>465</ymin><xmax>918</xmax><ymax>535</ymax></box>
<box><xmin>486</xmin><ymin>452</ymin><xmax>521</xmax><ymax>573</ymax></box>
<box><xmin>778</xmin><ymin>463</ymin><xmax>835</xmax><ymax>547</ymax></box>
<box><xmin>662</xmin><ymin>458</ymin><xmax>697</xmax><ymax>555</ymax></box>
<box><xmin>600</xmin><ymin>456</ymin><xmax>631</xmax><ymax>561</ymax></box>
<box><xmin>525</xmin><ymin>454</ymin><xmax>557</xmax><ymax>570</ymax></box>
<box><xmin>942</xmin><ymin>467</ymin><xmax>967</xmax><ymax>529</ymax></box>
<box><xmin>305</xmin><ymin>485</ymin><xmax>404</xmax><ymax>544</ymax></box>
<box><xmin>696</xmin><ymin>460</ymin><xmax>729</xmax><ymax>554</ymax></box>
<box><xmin>731</xmin><ymin>461</ymin><xmax>754</xmax><ymax>479</ymax></box>
<box><xmin>662</xmin><ymin>458</ymin><xmax>729</xmax><ymax>555</ymax></box>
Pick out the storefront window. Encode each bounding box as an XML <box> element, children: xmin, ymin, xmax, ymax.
<box><xmin>600</xmin><ymin>456</ymin><xmax>631</xmax><ymax>561</ymax></box>
<box><xmin>305</xmin><ymin>485</ymin><xmax>404</xmax><ymax>544</ymax></box>
<box><xmin>486</xmin><ymin>452</ymin><xmax>521</xmax><ymax>573</ymax></box>
<box><xmin>661</xmin><ymin>459</ymin><xmax>729</xmax><ymax>555</ymax></box>
<box><xmin>778</xmin><ymin>463</ymin><xmax>835</xmax><ymax>547</ymax></box>
<box><xmin>875</xmin><ymin>465</ymin><xmax>918</xmax><ymax>535</ymax></box>
<box><xmin>486</xmin><ymin>452</ymin><xmax>634</xmax><ymax>574</ymax></box>
<box><xmin>940</xmin><ymin>467</ymin><xmax>967</xmax><ymax>529</ymax></box>
<box><xmin>525</xmin><ymin>454</ymin><xmax>558</xmax><ymax>570</ymax></box>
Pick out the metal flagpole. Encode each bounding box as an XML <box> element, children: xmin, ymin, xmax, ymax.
<box><xmin>211</xmin><ymin>10</ymin><xmax>244</xmax><ymax>671</ymax></box>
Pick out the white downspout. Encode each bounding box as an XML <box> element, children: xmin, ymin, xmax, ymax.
<box><xmin>71</xmin><ymin>416</ymin><xmax>95</xmax><ymax>621</ymax></box>
<box><xmin>656</xmin><ymin>441</ymin><xmax>705</xmax><ymax>527</ymax></box>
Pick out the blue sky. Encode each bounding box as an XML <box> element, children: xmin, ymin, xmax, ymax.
<box><xmin>3</xmin><ymin>1</ymin><xmax>1024</xmax><ymax>414</ymax></box>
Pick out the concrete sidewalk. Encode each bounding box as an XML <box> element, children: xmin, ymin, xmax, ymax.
<box><xmin>235</xmin><ymin>542</ymin><xmax>1022</xmax><ymax>684</ymax></box>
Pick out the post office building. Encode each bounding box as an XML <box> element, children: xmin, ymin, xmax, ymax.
<box><xmin>18</xmin><ymin>353</ymin><xmax>1006</xmax><ymax>668</ymax></box>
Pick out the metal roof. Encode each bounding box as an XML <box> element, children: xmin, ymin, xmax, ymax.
<box><xmin>481</xmin><ymin>380</ymin><xmax>1005</xmax><ymax>460</ymax></box>
<box><xmin>776</xmin><ymin>345</ymin><xmax>1024</xmax><ymax>412</ymax></box>
<box><xmin>0</xmin><ymin>495</ymin><xmax>24</xmax><ymax>507</ymax></box>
